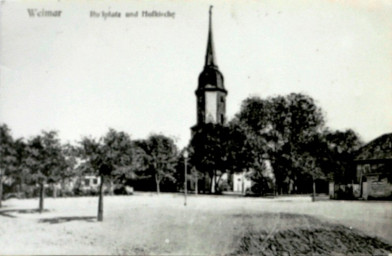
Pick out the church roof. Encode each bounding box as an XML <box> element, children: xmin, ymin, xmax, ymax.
<box><xmin>355</xmin><ymin>133</ymin><xmax>392</xmax><ymax>162</ymax></box>
<box><xmin>197</xmin><ymin>6</ymin><xmax>226</xmax><ymax>92</ymax></box>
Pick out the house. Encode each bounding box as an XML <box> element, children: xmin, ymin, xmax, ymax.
<box><xmin>233</xmin><ymin>172</ymin><xmax>252</xmax><ymax>194</ymax></box>
<box><xmin>78</xmin><ymin>175</ymin><xmax>101</xmax><ymax>193</ymax></box>
<box><xmin>354</xmin><ymin>133</ymin><xmax>392</xmax><ymax>199</ymax></box>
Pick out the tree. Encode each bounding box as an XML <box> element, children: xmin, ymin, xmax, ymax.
<box><xmin>225</xmin><ymin>122</ymin><xmax>255</xmax><ymax>174</ymax></box>
<box><xmin>55</xmin><ymin>143</ymin><xmax>79</xmax><ymax>197</ymax></box>
<box><xmin>234</xmin><ymin>96</ymin><xmax>288</xmax><ymax>193</ymax></box>
<box><xmin>10</xmin><ymin>138</ymin><xmax>29</xmax><ymax>195</ymax></box>
<box><xmin>175</xmin><ymin>151</ymin><xmax>203</xmax><ymax>194</ymax></box>
<box><xmin>234</xmin><ymin>93</ymin><xmax>326</xmax><ymax>194</ymax></box>
<box><xmin>190</xmin><ymin>122</ymin><xmax>255</xmax><ymax>194</ymax></box>
<box><xmin>136</xmin><ymin>134</ymin><xmax>178</xmax><ymax>194</ymax></box>
<box><xmin>247</xmin><ymin>160</ymin><xmax>275</xmax><ymax>195</ymax></box>
<box><xmin>101</xmin><ymin>129</ymin><xmax>136</xmax><ymax>194</ymax></box>
<box><xmin>229</xmin><ymin>116</ymin><xmax>273</xmax><ymax>188</ymax></box>
<box><xmin>25</xmin><ymin>131</ymin><xmax>67</xmax><ymax>212</ymax></box>
<box><xmin>296</xmin><ymin>133</ymin><xmax>331</xmax><ymax>200</ymax></box>
<box><xmin>323</xmin><ymin>129</ymin><xmax>363</xmax><ymax>183</ymax></box>
<box><xmin>78</xmin><ymin>129</ymin><xmax>135</xmax><ymax>221</ymax></box>
<box><xmin>268</xmin><ymin>94</ymin><xmax>325</xmax><ymax>194</ymax></box>
<box><xmin>78</xmin><ymin>136</ymin><xmax>105</xmax><ymax>220</ymax></box>
<box><xmin>0</xmin><ymin>124</ymin><xmax>16</xmax><ymax>207</ymax></box>
<box><xmin>190</xmin><ymin>124</ymin><xmax>228</xmax><ymax>193</ymax></box>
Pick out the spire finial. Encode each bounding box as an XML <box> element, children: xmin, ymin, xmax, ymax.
<box><xmin>205</xmin><ymin>5</ymin><xmax>216</xmax><ymax>67</ymax></box>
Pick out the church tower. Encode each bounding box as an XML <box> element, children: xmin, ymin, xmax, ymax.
<box><xmin>193</xmin><ymin>6</ymin><xmax>227</xmax><ymax>131</ymax></box>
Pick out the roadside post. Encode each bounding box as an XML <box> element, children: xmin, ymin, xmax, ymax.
<box><xmin>183</xmin><ymin>149</ymin><xmax>188</xmax><ymax>206</ymax></box>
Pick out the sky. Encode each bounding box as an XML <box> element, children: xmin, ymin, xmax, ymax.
<box><xmin>1</xmin><ymin>0</ymin><xmax>391</xmax><ymax>148</ymax></box>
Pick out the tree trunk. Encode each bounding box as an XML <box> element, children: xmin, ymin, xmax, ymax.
<box><xmin>216</xmin><ymin>174</ymin><xmax>222</xmax><ymax>193</ymax></box>
<box><xmin>52</xmin><ymin>184</ymin><xmax>57</xmax><ymax>198</ymax></box>
<box><xmin>39</xmin><ymin>183</ymin><xmax>45</xmax><ymax>213</ymax></box>
<box><xmin>312</xmin><ymin>178</ymin><xmax>316</xmax><ymax>202</ymax></box>
<box><xmin>195</xmin><ymin>171</ymin><xmax>198</xmax><ymax>195</ymax></box>
<box><xmin>20</xmin><ymin>175</ymin><xmax>25</xmax><ymax>197</ymax></box>
<box><xmin>0</xmin><ymin>173</ymin><xmax>3</xmax><ymax>208</ymax></box>
<box><xmin>60</xmin><ymin>180</ymin><xmax>65</xmax><ymax>197</ymax></box>
<box><xmin>108</xmin><ymin>179</ymin><xmax>114</xmax><ymax>196</ymax></box>
<box><xmin>97</xmin><ymin>175</ymin><xmax>104</xmax><ymax>222</ymax></box>
<box><xmin>155</xmin><ymin>174</ymin><xmax>160</xmax><ymax>195</ymax></box>
<box><xmin>210</xmin><ymin>171</ymin><xmax>216</xmax><ymax>194</ymax></box>
<box><xmin>359</xmin><ymin>170</ymin><xmax>363</xmax><ymax>198</ymax></box>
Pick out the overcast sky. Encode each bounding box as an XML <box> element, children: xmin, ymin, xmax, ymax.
<box><xmin>1</xmin><ymin>0</ymin><xmax>391</xmax><ymax>148</ymax></box>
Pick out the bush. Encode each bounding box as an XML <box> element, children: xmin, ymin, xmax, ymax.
<box><xmin>218</xmin><ymin>179</ymin><xmax>231</xmax><ymax>192</ymax></box>
<box><xmin>113</xmin><ymin>185</ymin><xmax>134</xmax><ymax>195</ymax></box>
<box><xmin>59</xmin><ymin>189</ymin><xmax>75</xmax><ymax>197</ymax></box>
<box><xmin>250</xmin><ymin>176</ymin><xmax>274</xmax><ymax>196</ymax></box>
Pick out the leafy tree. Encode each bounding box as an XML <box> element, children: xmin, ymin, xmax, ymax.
<box><xmin>234</xmin><ymin>96</ymin><xmax>288</xmax><ymax>193</ymax></box>
<box><xmin>247</xmin><ymin>160</ymin><xmax>275</xmax><ymax>195</ymax></box>
<box><xmin>102</xmin><ymin>129</ymin><xmax>137</xmax><ymax>193</ymax></box>
<box><xmin>25</xmin><ymin>131</ymin><xmax>67</xmax><ymax>212</ymax></box>
<box><xmin>78</xmin><ymin>129</ymin><xmax>135</xmax><ymax>221</ymax></box>
<box><xmin>268</xmin><ymin>94</ymin><xmax>325</xmax><ymax>193</ymax></box>
<box><xmin>175</xmin><ymin>148</ymin><xmax>203</xmax><ymax>194</ymax></box>
<box><xmin>136</xmin><ymin>134</ymin><xmax>178</xmax><ymax>194</ymax></box>
<box><xmin>225</xmin><ymin>122</ymin><xmax>255</xmax><ymax>174</ymax></box>
<box><xmin>190</xmin><ymin>122</ymin><xmax>254</xmax><ymax>194</ymax></box>
<box><xmin>9</xmin><ymin>138</ymin><xmax>29</xmax><ymax>195</ymax></box>
<box><xmin>190</xmin><ymin>124</ymin><xmax>225</xmax><ymax>193</ymax></box>
<box><xmin>190</xmin><ymin>124</ymin><xmax>230</xmax><ymax>193</ymax></box>
<box><xmin>296</xmin><ymin>133</ymin><xmax>331</xmax><ymax>199</ymax></box>
<box><xmin>229</xmin><ymin>116</ymin><xmax>273</xmax><ymax>183</ymax></box>
<box><xmin>323</xmin><ymin>129</ymin><xmax>363</xmax><ymax>183</ymax></box>
<box><xmin>0</xmin><ymin>124</ymin><xmax>16</xmax><ymax>207</ymax></box>
<box><xmin>78</xmin><ymin>136</ymin><xmax>105</xmax><ymax>220</ymax></box>
<box><xmin>54</xmin><ymin>143</ymin><xmax>79</xmax><ymax>197</ymax></box>
<box><xmin>234</xmin><ymin>93</ymin><xmax>325</xmax><ymax>194</ymax></box>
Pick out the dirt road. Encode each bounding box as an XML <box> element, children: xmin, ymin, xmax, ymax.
<box><xmin>0</xmin><ymin>193</ymin><xmax>391</xmax><ymax>255</ymax></box>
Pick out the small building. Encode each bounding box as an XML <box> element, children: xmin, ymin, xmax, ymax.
<box><xmin>233</xmin><ymin>161</ymin><xmax>274</xmax><ymax>195</ymax></box>
<box><xmin>79</xmin><ymin>175</ymin><xmax>101</xmax><ymax>193</ymax></box>
<box><xmin>354</xmin><ymin>133</ymin><xmax>392</xmax><ymax>199</ymax></box>
<box><xmin>233</xmin><ymin>172</ymin><xmax>252</xmax><ymax>194</ymax></box>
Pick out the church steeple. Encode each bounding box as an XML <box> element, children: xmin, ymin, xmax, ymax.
<box><xmin>205</xmin><ymin>6</ymin><xmax>216</xmax><ymax>67</ymax></box>
<box><xmin>197</xmin><ymin>6</ymin><xmax>226</xmax><ymax>92</ymax></box>
<box><xmin>192</xmin><ymin>6</ymin><xmax>228</xmax><ymax>127</ymax></box>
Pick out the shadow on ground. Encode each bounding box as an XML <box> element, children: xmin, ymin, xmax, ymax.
<box><xmin>0</xmin><ymin>208</ymin><xmax>50</xmax><ymax>218</ymax></box>
<box><xmin>39</xmin><ymin>216</ymin><xmax>96</xmax><ymax>224</ymax></box>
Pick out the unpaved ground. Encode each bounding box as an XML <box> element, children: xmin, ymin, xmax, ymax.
<box><xmin>0</xmin><ymin>193</ymin><xmax>391</xmax><ymax>255</ymax></box>
<box><xmin>233</xmin><ymin>213</ymin><xmax>392</xmax><ymax>255</ymax></box>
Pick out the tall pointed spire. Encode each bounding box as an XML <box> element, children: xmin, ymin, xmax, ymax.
<box><xmin>205</xmin><ymin>6</ymin><xmax>216</xmax><ymax>67</ymax></box>
<box><xmin>197</xmin><ymin>5</ymin><xmax>225</xmax><ymax>91</ymax></box>
<box><xmin>193</xmin><ymin>5</ymin><xmax>227</xmax><ymax>132</ymax></box>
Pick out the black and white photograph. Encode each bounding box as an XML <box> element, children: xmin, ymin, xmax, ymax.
<box><xmin>0</xmin><ymin>0</ymin><xmax>391</xmax><ymax>255</ymax></box>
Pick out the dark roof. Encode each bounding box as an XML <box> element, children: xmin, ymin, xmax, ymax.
<box><xmin>198</xmin><ymin>67</ymin><xmax>225</xmax><ymax>91</ymax></box>
<box><xmin>355</xmin><ymin>133</ymin><xmax>392</xmax><ymax>162</ymax></box>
